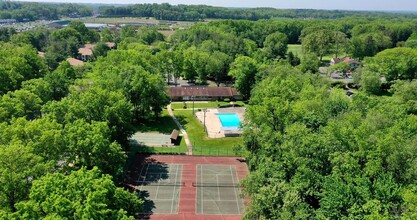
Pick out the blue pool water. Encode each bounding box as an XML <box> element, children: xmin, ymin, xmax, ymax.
<box><xmin>216</xmin><ymin>113</ymin><xmax>241</xmax><ymax>128</ymax></box>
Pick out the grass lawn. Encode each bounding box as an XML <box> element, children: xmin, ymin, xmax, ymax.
<box><xmin>288</xmin><ymin>44</ymin><xmax>303</xmax><ymax>56</ymax></box>
<box><xmin>172</xmin><ymin>110</ymin><xmax>243</xmax><ymax>156</ymax></box>
<box><xmin>171</xmin><ymin>101</ymin><xmax>245</xmax><ymax>110</ymax></box>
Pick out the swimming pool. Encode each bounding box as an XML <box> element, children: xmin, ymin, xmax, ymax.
<box><xmin>216</xmin><ymin>113</ymin><xmax>241</xmax><ymax>129</ymax></box>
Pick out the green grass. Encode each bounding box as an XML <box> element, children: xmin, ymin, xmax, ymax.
<box><xmin>133</xmin><ymin>110</ymin><xmax>178</xmax><ymax>134</ymax></box>
<box><xmin>171</xmin><ymin>101</ymin><xmax>245</xmax><ymax>110</ymax></box>
<box><xmin>288</xmin><ymin>44</ymin><xmax>303</xmax><ymax>56</ymax></box>
<box><xmin>172</xmin><ymin>110</ymin><xmax>242</xmax><ymax>156</ymax></box>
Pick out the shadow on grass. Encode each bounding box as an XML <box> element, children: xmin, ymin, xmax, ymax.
<box><xmin>173</xmin><ymin>115</ymin><xmax>188</xmax><ymax>130</ymax></box>
<box><xmin>134</xmin><ymin>116</ymin><xmax>178</xmax><ymax>134</ymax></box>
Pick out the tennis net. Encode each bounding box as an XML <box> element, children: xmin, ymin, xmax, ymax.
<box><xmin>137</xmin><ymin>181</ymin><xmax>185</xmax><ymax>187</ymax></box>
<box><xmin>192</xmin><ymin>182</ymin><xmax>240</xmax><ymax>187</ymax></box>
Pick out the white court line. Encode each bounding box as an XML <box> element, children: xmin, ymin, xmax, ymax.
<box><xmin>216</xmin><ymin>174</ymin><xmax>221</xmax><ymax>200</ymax></box>
<box><xmin>154</xmin><ymin>168</ymin><xmax>161</xmax><ymax>200</ymax></box>
<box><xmin>136</xmin><ymin>164</ymin><xmax>148</xmax><ymax>197</ymax></box>
<box><xmin>170</xmin><ymin>164</ymin><xmax>178</xmax><ymax>214</ymax></box>
<box><xmin>139</xmin><ymin>164</ymin><xmax>150</xmax><ymax>197</ymax></box>
<box><xmin>230</xmin><ymin>166</ymin><xmax>241</xmax><ymax>215</ymax></box>
<box><xmin>201</xmin><ymin>164</ymin><xmax>204</xmax><ymax>214</ymax></box>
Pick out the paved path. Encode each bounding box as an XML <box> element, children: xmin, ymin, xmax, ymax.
<box><xmin>167</xmin><ymin>104</ymin><xmax>193</xmax><ymax>155</ymax></box>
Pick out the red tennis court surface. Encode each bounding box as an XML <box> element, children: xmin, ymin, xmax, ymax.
<box><xmin>126</xmin><ymin>154</ymin><xmax>249</xmax><ymax>220</ymax></box>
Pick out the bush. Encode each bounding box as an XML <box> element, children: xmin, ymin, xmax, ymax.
<box><xmin>224</xmin><ymin>98</ymin><xmax>231</xmax><ymax>102</ymax></box>
<box><xmin>331</xmin><ymin>81</ymin><xmax>347</xmax><ymax>90</ymax></box>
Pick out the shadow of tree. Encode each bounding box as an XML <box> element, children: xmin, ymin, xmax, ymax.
<box><xmin>124</xmin><ymin>154</ymin><xmax>170</xmax><ymax>216</ymax></box>
<box><xmin>134</xmin><ymin>116</ymin><xmax>178</xmax><ymax>134</ymax></box>
<box><xmin>174</xmin><ymin>115</ymin><xmax>188</xmax><ymax>130</ymax></box>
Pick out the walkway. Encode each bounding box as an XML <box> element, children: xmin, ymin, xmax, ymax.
<box><xmin>167</xmin><ymin>104</ymin><xmax>193</xmax><ymax>155</ymax></box>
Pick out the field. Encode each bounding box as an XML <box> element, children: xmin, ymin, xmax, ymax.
<box><xmin>288</xmin><ymin>44</ymin><xmax>303</xmax><ymax>56</ymax></box>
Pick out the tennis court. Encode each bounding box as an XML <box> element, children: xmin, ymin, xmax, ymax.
<box><xmin>130</xmin><ymin>132</ymin><xmax>172</xmax><ymax>147</ymax></box>
<box><xmin>137</xmin><ymin>163</ymin><xmax>183</xmax><ymax>214</ymax></box>
<box><xmin>195</xmin><ymin>164</ymin><xmax>244</xmax><ymax>215</ymax></box>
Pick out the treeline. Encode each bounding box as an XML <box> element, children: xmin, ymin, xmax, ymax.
<box><xmin>0</xmin><ymin>1</ymin><xmax>92</xmax><ymax>22</ymax></box>
<box><xmin>99</xmin><ymin>3</ymin><xmax>417</xmax><ymax>21</ymax></box>
<box><xmin>0</xmin><ymin>22</ymin><xmax>172</xmax><ymax>218</ymax></box>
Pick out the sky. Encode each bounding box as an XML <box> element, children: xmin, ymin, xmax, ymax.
<box><xmin>17</xmin><ymin>0</ymin><xmax>417</xmax><ymax>11</ymax></box>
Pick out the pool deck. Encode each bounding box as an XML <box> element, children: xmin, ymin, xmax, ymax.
<box><xmin>195</xmin><ymin>107</ymin><xmax>245</xmax><ymax>138</ymax></box>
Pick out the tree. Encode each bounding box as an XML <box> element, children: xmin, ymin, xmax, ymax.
<box><xmin>365</xmin><ymin>47</ymin><xmax>417</xmax><ymax>81</ymax></box>
<box><xmin>263</xmin><ymin>32</ymin><xmax>288</xmax><ymax>59</ymax></box>
<box><xmin>350</xmin><ymin>32</ymin><xmax>392</xmax><ymax>59</ymax></box>
<box><xmin>42</xmin><ymin>87</ymin><xmax>134</xmax><ymax>145</ymax></box>
<box><xmin>228</xmin><ymin>56</ymin><xmax>258</xmax><ymax>99</ymax></box>
<box><xmin>44</xmin><ymin>61</ymin><xmax>76</xmax><ymax>101</ymax></box>
<box><xmin>288</xmin><ymin>51</ymin><xmax>300</xmax><ymax>67</ymax></box>
<box><xmin>302</xmin><ymin>29</ymin><xmax>333</xmax><ymax>61</ymax></box>
<box><xmin>0</xmin><ymin>90</ymin><xmax>42</xmax><ymax>122</ymax></box>
<box><xmin>93</xmin><ymin>42</ymin><xmax>110</xmax><ymax>59</ymax></box>
<box><xmin>63</xmin><ymin>119</ymin><xmax>125</xmax><ymax>175</ymax></box>
<box><xmin>302</xmin><ymin>29</ymin><xmax>348</xmax><ymax>61</ymax></box>
<box><xmin>405</xmin><ymin>33</ymin><xmax>417</xmax><ymax>48</ymax></box>
<box><xmin>360</xmin><ymin>71</ymin><xmax>381</xmax><ymax>94</ymax></box>
<box><xmin>13</xmin><ymin>167</ymin><xmax>142</xmax><ymax>219</ymax></box>
<box><xmin>0</xmin><ymin>143</ymin><xmax>50</xmax><ymax>212</ymax></box>
<box><xmin>68</xmin><ymin>21</ymin><xmax>99</xmax><ymax>43</ymax></box>
<box><xmin>299</xmin><ymin>53</ymin><xmax>320</xmax><ymax>74</ymax></box>
<box><xmin>137</xmin><ymin>27</ymin><xmax>164</xmax><ymax>45</ymax></box>
<box><xmin>0</xmin><ymin>43</ymin><xmax>48</xmax><ymax>95</ymax></box>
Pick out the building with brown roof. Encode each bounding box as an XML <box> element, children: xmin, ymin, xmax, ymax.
<box><xmin>330</xmin><ymin>56</ymin><xmax>361</xmax><ymax>69</ymax></box>
<box><xmin>67</xmin><ymin>58</ymin><xmax>84</xmax><ymax>67</ymax></box>
<box><xmin>78</xmin><ymin>47</ymin><xmax>93</xmax><ymax>61</ymax></box>
<box><xmin>169</xmin><ymin>86</ymin><xmax>242</xmax><ymax>101</ymax></box>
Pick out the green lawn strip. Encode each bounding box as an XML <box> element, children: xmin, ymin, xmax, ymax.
<box><xmin>171</xmin><ymin>101</ymin><xmax>245</xmax><ymax>110</ymax></box>
<box><xmin>172</xmin><ymin>110</ymin><xmax>242</xmax><ymax>156</ymax></box>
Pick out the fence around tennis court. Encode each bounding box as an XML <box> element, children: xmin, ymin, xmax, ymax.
<box><xmin>192</xmin><ymin>145</ymin><xmax>241</xmax><ymax>156</ymax></box>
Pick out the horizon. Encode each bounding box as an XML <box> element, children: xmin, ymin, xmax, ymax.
<box><xmin>13</xmin><ymin>0</ymin><xmax>417</xmax><ymax>11</ymax></box>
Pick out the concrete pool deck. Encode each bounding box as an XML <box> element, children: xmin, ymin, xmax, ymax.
<box><xmin>195</xmin><ymin>107</ymin><xmax>245</xmax><ymax>138</ymax></box>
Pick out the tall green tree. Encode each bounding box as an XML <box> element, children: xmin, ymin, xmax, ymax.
<box><xmin>263</xmin><ymin>32</ymin><xmax>288</xmax><ymax>59</ymax></box>
<box><xmin>228</xmin><ymin>56</ymin><xmax>258</xmax><ymax>99</ymax></box>
<box><xmin>12</xmin><ymin>167</ymin><xmax>142</xmax><ymax>219</ymax></box>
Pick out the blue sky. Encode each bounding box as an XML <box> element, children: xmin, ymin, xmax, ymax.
<box><xmin>18</xmin><ymin>0</ymin><xmax>417</xmax><ymax>11</ymax></box>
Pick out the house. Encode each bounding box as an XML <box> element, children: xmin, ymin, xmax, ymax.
<box><xmin>78</xmin><ymin>47</ymin><xmax>94</xmax><ymax>61</ymax></box>
<box><xmin>77</xmin><ymin>42</ymin><xmax>116</xmax><ymax>61</ymax></box>
<box><xmin>169</xmin><ymin>86</ymin><xmax>242</xmax><ymax>101</ymax></box>
<box><xmin>330</xmin><ymin>56</ymin><xmax>361</xmax><ymax>69</ymax></box>
<box><xmin>66</xmin><ymin>58</ymin><xmax>84</xmax><ymax>67</ymax></box>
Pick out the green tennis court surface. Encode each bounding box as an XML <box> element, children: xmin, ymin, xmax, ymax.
<box><xmin>195</xmin><ymin>165</ymin><xmax>244</xmax><ymax>215</ymax></box>
<box><xmin>130</xmin><ymin>132</ymin><xmax>172</xmax><ymax>147</ymax></box>
<box><xmin>137</xmin><ymin>164</ymin><xmax>182</xmax><ymax>214</ymax></box>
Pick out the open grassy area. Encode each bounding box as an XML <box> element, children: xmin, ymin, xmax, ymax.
<box><xmin>172</xmin><ymin>110</ymin><xmax>242</xmax><ymax>156</ymax></box>
<box><xmin>288</xmin><ymin>44</ymin><xmax>303</xmax><ymax>55</ymax></box>
<box><xmin>171</xmin><ymin>101</ymin><xmax>245</xmax><ymax>110</ymax></box>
